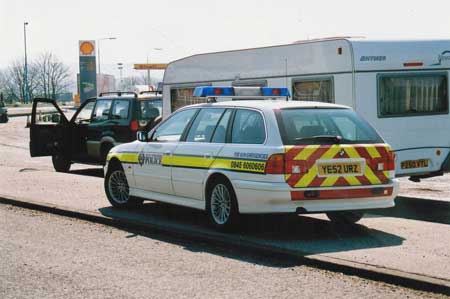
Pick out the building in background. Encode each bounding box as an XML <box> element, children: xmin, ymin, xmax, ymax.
<box><xmin>77</xmin><ymin>73</ymin><xmax>116</xmax><ymax>96</ymax></box>
<box><xmin>97</xmin><ymin>74</ymin><xmax>116</xmax><ymax>94</ymax></box>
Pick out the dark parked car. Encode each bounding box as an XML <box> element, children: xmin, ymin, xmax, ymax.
<box><xmin>29</xmin><ymin>91</ymin><xmax>162</xmax><ymax>172</ymax></box>
<box><xmin>0</xmin><ymin>101</ymin><xmax>8</xmax><ymax>123</ymax></box>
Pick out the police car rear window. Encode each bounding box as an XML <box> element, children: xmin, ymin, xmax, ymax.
<box><xmin>276</xmin><ymin>108</ymin><xmax>383</xmax><ymax>145</ymax></box>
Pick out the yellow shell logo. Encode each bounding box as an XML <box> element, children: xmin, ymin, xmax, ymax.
<box><xmin>80</xmin><ymin>41</ymin><xmax>95</xmax><ymax>55</ymax></box>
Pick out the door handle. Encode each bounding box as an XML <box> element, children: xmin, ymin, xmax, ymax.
<box><xmin>164</xmin><ymin>151</ymin><xmax>172</xmax><ymax>156</ymax></box>
<box><xmin>204</xmin><ymin>153</ymin><xmax>212</xmax><ymax>159</ymax></box>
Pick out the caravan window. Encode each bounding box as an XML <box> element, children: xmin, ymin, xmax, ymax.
<box><xmin>170</xmin><ymin>87</ymin><xmax>207</xmax><ymax>112</ymax></box>
<box><xmin>378</xmin><ymin>73</ymin><xmax>448</xmax><ymax>117</ymax></box>
<box><xmin>292</xmin><ymin>78</ymin><xmax>334</xmax><ymax>103</ymax></box>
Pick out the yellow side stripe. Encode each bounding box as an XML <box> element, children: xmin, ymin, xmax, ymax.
<box><xmin>107</xmin><ymin>153</ymin><xmax>139</xmax><ymax>164</ymax></box>
<box><xmin>108</xmin><ymin>152</ymin><xmax>267</xmax><ymax>174</ymax></box>
<box><xmin>211</xmin><ymin>158</ymin><xmax>266</xmax><ymax>173</ymax></box>
<box><xmin>163</xmin><ymin>155</ymin><xmax>212</xmax><ymax>168</ymax></box>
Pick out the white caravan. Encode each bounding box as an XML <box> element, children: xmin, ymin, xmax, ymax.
<box><xmin>162</xmin><ymin>38</ymin><xmax>450</xmax><ymax>180</ymax></box>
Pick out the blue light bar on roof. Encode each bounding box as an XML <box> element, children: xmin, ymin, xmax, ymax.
<box><xmin>261</xmin><ymin>87</ymin><xmax>290</xmax><ymax>97</ymax></box>
<box><xmin>193</xmin><ymin>86</ymin><xmax>234</xmax><ymax>97</ymax></box>
<box><xmin>193</xmin><ymin>86</ymin><xmax>290</xmax><ymax>97</ymax></box>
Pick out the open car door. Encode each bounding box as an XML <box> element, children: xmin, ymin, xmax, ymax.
<box><xmin>29</xmin><ymin>98</ymin><xmax>69</xmax><ymax>157</ymax></box>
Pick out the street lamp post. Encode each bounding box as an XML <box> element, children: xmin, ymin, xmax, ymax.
<box><xmin>147</xmin><ymin>48</ymin><xmax>163</xmax><ymax>91</ymax></box>
<box><xmin>97</xmin><ymin>37</ymin><xmax>117</xmax><ymax>75</ymax></box>
<box><xmin>23</xmin><ymin>22</ymin><xmax>29</xmax><ymax>103</ymax></box>
<box><xmin>117</xmin><ymin>63</ymin><xmax>123</xmax><ymax>89</ymax></box>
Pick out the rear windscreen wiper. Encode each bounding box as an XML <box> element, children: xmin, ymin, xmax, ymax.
<box><xmin>294</xmin><ymin>135</ymin><xmax>342</xmax><ymax>144</ymax></box>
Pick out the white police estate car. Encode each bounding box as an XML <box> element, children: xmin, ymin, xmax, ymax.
<box><xmin>104</xmin><ymin>86</ymin><xmax>399</xmax><ymax>230</ymax></box>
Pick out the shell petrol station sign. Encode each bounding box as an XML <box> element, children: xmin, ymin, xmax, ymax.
<box><xmin>79</xmin><ymin>40</ymin><xmax>96</xmax><ymax>56</ymax></box>
<box><xmin>79</xmin><ymin>40</ymin><xmax>97</xmax><ymax>102</ymax></box>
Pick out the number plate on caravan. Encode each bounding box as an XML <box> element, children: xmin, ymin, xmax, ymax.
<box><xmin>401</xmin><ymin>159</ymin><xmax>429</xmax><ymax>169</ymax></box>
<box><xmin>317</xmin><ymin>160</ymin><xmax>363</xmax><ymax>177</ymax></box>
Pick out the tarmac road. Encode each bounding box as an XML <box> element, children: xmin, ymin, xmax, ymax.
<box><xmin>1</xmin><ymin>204</ymin><xmax>446</xmax><ymax>299</ymax></box>
<box><xmin>0</xmin><ymin>116</ymin><xmax>449</xmax><ymax>296</ymax></box>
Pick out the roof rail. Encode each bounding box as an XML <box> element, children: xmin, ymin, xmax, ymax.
<box><xmin>139</xmin><ymin>90</ymin><xmax>162</xmax><ymax>95</ymax></box>
<box><xmin>99</xmin><ymin>91</ymin><xmax>137</xmax><ymax>97</ymax></box>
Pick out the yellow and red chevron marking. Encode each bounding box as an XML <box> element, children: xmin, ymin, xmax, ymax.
<box><xmin>285</xmin><ymin>144</ymin><xmax>392</xmax><ymax>188</ymax></box>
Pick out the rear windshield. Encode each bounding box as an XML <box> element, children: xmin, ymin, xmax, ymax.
<box><xmin>140</xmin><ymin>99</ymin><xmax>162</xmax><ymax>120</ymax></box>
<box><xmin>276</xmin><ymin>108</ymin><xmax>383</xmax><ymax>145</ymax></box>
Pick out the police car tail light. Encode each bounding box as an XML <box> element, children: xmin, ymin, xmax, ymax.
<box><xmin>130</xmin><ymin>119</ymin><xmax>139</xmax><ymax>131</ymax></box>
<box><xmin>374</xmin><ymin>151</ymin><xmax>395</xmax><ymax>173</ymax></box>
<box><xmin>265</xmin><ymin>154</ymin><xmax>285</xmax><ymax>174</ymax></box>
<box><xmin>385</xmin><ymin>151</ymin><xmax>395</xmax><ymax>171</ymax></box>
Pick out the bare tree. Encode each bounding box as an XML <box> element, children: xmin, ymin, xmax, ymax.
<box><xmin>34</xmin><ymin>52</ymin><xmax>72</xmax><ymax>99</ymax></box>
<box><xmin>2</xmin><ymin>59</ymin><xmax>39</xmax><ymax>103</ymax></box>
<box><xmin>118</xmin><ymin>75</ymin><xmax>146</xmax><ymax>91</ymax></box>
<box><xmin>0</xmin><ymin>69</ymin><xmax>6</xmax><ymax>94</ymax></box>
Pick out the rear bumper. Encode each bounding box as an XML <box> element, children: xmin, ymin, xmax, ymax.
<box><xmin>232</xmin><ymin>179</ymin><xmax>399</xmax><ymax>214</ymax></box>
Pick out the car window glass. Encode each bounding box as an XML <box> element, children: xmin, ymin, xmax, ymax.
<box><xmin>112</xmin><ymin>100</ymin><xmax>130</xmax><ymax>120</ymax></box>
<box><xmin>92</xmin><ymin>100</ymin><xmax>112</xmax><ymax>122</ymax></box>
<box><xmin>186</xmin><ymin>109</ymin><xmax>225</xmax><ymax>142</ymax></box>
<box><xmin>277</xmin><ymin>109</ymin><xmax>383</xmax><ymax>145</ymax></box>
<box><xmin>140</xmin><ymin>99</ymin><xmax>162</xmax><ymax>121</ymax></box>
<box><xmin>231</xmin><ymin>109</ymin><xmax>265</xmax><ymax>144</ymax></box>
<box><xmin>153</xmin><ymin>109</ymin><xmax>197</xmax><ymax>142</ymax></box>
<box><xmin>74</xmin><ymin>101</ymin><xmax>95</xmax><ymax>124</ymax></box>
<box><xmin>34</xmin><ymin>101</ymin><xmax>64</xmax><ymax>124</ymax></box>
<box><xmin>211</xmin><ymin>109</ymin><xmax>232</xmax><ymax>143</ymax></box>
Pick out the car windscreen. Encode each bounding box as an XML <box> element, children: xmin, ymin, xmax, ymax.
<box><xmin>140</xmin><ymin>99</ymin><xmax>162</xmax><ymax>120</ymax></box>
<box><xmin>276</xmin><ymin>108</ymin><xmax>384</xmax><ymax>145</ymax></box>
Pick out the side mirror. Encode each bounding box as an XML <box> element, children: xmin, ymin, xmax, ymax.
<box><xmin>102</xmin><ymin>109</ymin><xmax>110</xmax><ymax>117</ymax></box>
<box><xmin>136</xmin><ymin>131</ymin><xmax>148</xmax><ymax>142</ymax></box>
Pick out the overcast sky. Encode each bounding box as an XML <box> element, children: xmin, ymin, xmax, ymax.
<box><xmin>1</xmin><ymin>0</ymin><xmax>450</xmax><ymax>80</ymax></box>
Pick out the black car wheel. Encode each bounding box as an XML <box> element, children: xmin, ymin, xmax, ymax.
<box><xmin>104</xmin><ymin>163</ymin><xmax>143</xmax><ymax>208</ymax></box>
<box><xmin>206</xmin><ymin>177</ymin><xmax>240</xmax><ymax>231</ymax></box>
<box><xmin>52</xmin><ymin>154</ymin><xmax>71</xmax><ymax>172</ymax></box>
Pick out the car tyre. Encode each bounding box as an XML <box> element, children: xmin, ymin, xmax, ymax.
<box><xmin>206</xmin><ymin>177</ymin><xmax>240</xmax><ymax>231</ymax></box>
<box><xmin>52</xmin><ymin>153</ymin><xmax>71</xmax><ymax>172</ymax></box>
<box><xmin>104</xmin><ymin>163</ymin><xmax>143</xmax><ymax>208</ymax></box>
<box><xmin>326</xmin><ymin>211</ymin><xmax>364</xmax><ymax>224</ymax></box>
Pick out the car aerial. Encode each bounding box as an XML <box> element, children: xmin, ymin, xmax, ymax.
<box><xmin>104</xmin><ymin>86</ymin><xmax>399</xmax><ymax>231</ymax></box>
<box><xmin>0</xmin><ymin>101</ymin><xmax>8</xmax><ymax>123</ymax></box>
<box><xmin>29</xmin><ymin>91</ymin><xmax>162</xmax><ymax>172</ymax></box>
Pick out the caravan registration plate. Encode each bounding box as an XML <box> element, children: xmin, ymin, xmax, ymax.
<box><xmin>401</xmin><ymin>159</ymin><xmax>429</xmax><ymax>169</ymax></box>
